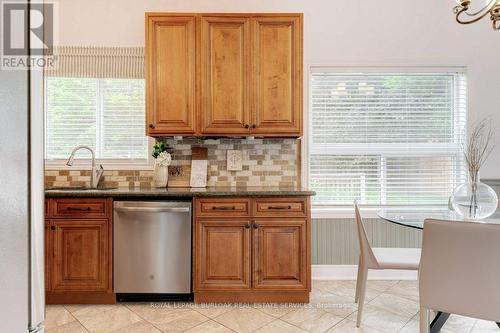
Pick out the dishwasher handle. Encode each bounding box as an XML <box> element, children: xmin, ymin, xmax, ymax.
<box><xmin>115</xmin><ymin>206</ymin><xmax>190</xmax><ymax>213</ymax></box>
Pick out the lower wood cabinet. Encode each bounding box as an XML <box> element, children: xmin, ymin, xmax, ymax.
<box><xmin>195</xmin><ymin>219</ymin><xmax>251</xmax><ymax>290</ymax></box>
<box><xmin>45</xmin><ymin>198</ymin><xmax>114</xmax><ymax>304</ymax></box>
<box><xmin>252</xmin><ymin>219</ymin><xmax>308</xmax><ymax>290</ymax></box>
<box><xmin>193</xmin><ymin>197</ymin><xmax>311</xmax><ymax>303</ymax></box>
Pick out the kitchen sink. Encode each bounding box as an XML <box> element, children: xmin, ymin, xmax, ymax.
<box><xmin>46</xmin><ymin>187</ymin><xmax>118</xmax><ymax>191</ymax></box>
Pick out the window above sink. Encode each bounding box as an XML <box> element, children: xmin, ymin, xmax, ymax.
<box><xmin>44</xmin><ymin>46</ymin><xmax>154</xmax><ymax>171</ymax></box>
<box><xmin>44</xmin><ymin>77</ymin><xmax>154</xmax><ymax>170</ymax></box>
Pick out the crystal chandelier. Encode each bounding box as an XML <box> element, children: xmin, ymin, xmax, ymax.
<box><xmin>454</xmin><ymin>0</ymin><xmax>500</xmax><ymax>29</ymax></box>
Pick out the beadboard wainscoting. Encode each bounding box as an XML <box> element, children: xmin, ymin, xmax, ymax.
<box><xmin>312</xmin><ymin>218</ymin><xmax>422</xmax><ymax>266</ymax></box>
<box><xmin>311</xmin><ymin>218</ymin><xmax>421</xmax><ymax>280</ymax></box>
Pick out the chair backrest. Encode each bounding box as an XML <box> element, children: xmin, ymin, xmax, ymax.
<box><xmin>419</xmin><ymin>219</ymin><xmax>500</xmax><ymax>322</ymax></box>
<box><xmin>353</xmin><ymin>201</ymin><xmax>378</xmax><ymax>268</ymax></box>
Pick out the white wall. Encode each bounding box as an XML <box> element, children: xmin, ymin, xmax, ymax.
<box><xmin>55</xmin><ymin>0</ymin><xmax>500</xmax><ymax>178</ymax></box>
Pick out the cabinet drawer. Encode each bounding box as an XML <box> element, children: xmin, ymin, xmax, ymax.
<box><xmin>195</xmin><ymin>198</ymin><xmax>251</xmax><ymax>217</ymax></box>
<box><xmin>253</xmin><ymin>197</ymin><xmax>308</xmax><ymax>217</ymax></box>
<box><xmin>50</xmin><ymin>198</ymin><xmax>110</xmax><ymax>218</ymax></box>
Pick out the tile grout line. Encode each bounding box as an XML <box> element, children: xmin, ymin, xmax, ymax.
<box><xmin>188</xmin><ymin>308</ymin><xmax>238</xmax><ymax>333</ymax></box>
<box><xmin>367</xmin><ymin>292</ymin><xmax>420</xmax><ymax>319</ymax></box>
<box><xmin>250</xmin><ymin>317</ymin><xmax>280</xmax><ymax>333</ymax></box>
<box><xmin>325</xmin><ymin>318</ymin><xmax>347</xmax><ymax>332</ymax></box>
<box><xmin>48</xmin><ymin>305</ymin><xmax>90</xmax><ymax>333</ymax></box>
<box><xmin>397</xmin><ymin>313</ymin><xmax>417</xmax><ymax>333</ymax></box>
<box><xmin>180</xmin><ymin>316</ymin><xmax>238</xmax><ymax>333</ymax></box>
<box><xmin>173</xmin><ymin>312</ymin><xmax>211</xmax><ymax>333</ymax></box>
<box><xmin>123</xmin><ymin>303</ymin><xmax>169</xmax><ymax>333</ymax></box>
<box><xmin>69</xmin><ymin>310</ymin><xmax>91</xmax><ymax>333</ymax></box>
<box><xmin>274</xmin><ymin>306</ymin><xmax>345</xmax><ymax>333</ymax></box>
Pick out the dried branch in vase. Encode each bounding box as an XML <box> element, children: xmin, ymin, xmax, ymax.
<box><xmin>452</xmin><ymin>117</ymin><xmax>498</xmax><ymax>219</ymax></box>
<box><xmin>462</xmin><ymin>117</ymin><xmax>495</xmax><ymax>182</ymax></box>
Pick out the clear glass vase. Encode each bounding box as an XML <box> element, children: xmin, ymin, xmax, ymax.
<box><xmin>451</xmin><ymin>175</ymin><xmax>498</xmax><ymax>219</ymax></box>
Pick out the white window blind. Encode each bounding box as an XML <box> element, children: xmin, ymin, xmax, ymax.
<box><xmin>310</xmin><ymin>70</ymin><xmax>467</xmax><ymax>206</ymax></box>
<box><xmin>45</xmin><ymin>77</ymin><xmax>149</xmax><ymax>163</ymax></box>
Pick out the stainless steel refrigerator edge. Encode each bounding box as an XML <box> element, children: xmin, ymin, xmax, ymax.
<box><xmin>0</xmin><ymin>0</ymin><xmax>45</xmax><ymax>331</ymax></box>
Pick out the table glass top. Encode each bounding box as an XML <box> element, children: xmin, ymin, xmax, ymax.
<box><xmin>377</xmin><ymin>208</ymin><xmax>500</xmax><ymax>230</ymax></box>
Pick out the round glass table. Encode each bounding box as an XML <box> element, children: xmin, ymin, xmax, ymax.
<box><xmin>378</xmin><ymin>208</ymin><xmax>500</xmax><ymax>230</ymax></box>
<box><xmin>377</xmin><ymin>207</ymin><xmax>500</xmax><ymax>332</ymax></box>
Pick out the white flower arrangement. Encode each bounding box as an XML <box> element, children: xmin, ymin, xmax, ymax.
<box><xmin>155</xmin><ymin>151</ymin><xmax>172</xmax><ymax>167</ymax></box>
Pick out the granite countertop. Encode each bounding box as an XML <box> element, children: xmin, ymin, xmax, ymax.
<box><xmin>45</xmin><ymin>186</ymin><xmax>316</xmax><ymax>198</ymax></box>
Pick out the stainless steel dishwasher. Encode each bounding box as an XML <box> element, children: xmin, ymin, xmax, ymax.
<box><xmin>114</xmin><ymin>201</ymin><xmax>192</xmax><ymax>301</ymax></box>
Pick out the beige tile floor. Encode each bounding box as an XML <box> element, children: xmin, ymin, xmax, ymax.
<box><xmin>45</xmin><ymin>280</ymin><xmax>499</xmax><ymax>333</ymax></box>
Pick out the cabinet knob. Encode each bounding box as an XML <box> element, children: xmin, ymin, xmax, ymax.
<box><xmin>245</xmin><ymin>223</ymin><xmax>251</xmax><ymax>229</ymax></box>
<box><xmin>251</xmin><ymin>124</ymin><xmax>257</xmax><ymax>129</ymax></box>
<box><xmin>244</xmin><ymin>124</ymin><xmax>250</xmax><ymax>129</ymax></box>
<box><xmin>50</xmin><ymin>226</ymin><xmax>55</xmax><ymax>231</ymax></box>
<box><xmin>149</xmin><ymin>124</ymin><xmax>155</xmax><ymax>129</ymax></box>
<box><xmin>253</xmin><ymin>223</ymin><xmax>259</xmax><ymax>229</ymax></box>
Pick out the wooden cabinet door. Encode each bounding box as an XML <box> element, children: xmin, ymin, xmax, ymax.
<box><xmin>252</xmin><ymin>15</ymin><xmax>303</xmax><ymax>136</ymax></box>
<box><xmin>50</xmin><ymin>219</ymin><xmax>110</xmax><ymax>292</ymax></box>
<box><xmin>195</xmin><ymin>219</ymin><xmax>251</xmax><ymax>290</ymax></box>
<box><xmin>253</xmin><ymin>219</ymin><xmax>308</xmax><ymax>289</ymax></box>
<box><xmin>146</xmin><ymin>14</ymin><xmax>196</xmax><ymax>136</ymax></box>
<box><xmin>200</xmin><ymin>16</ymin><xmax>252</xmax><ymax>135</ymax></box>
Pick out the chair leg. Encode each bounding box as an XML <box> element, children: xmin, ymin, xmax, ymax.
<box><xmin>356</xmin><ymin>264</ymin><xmax>368</xmax><ymax>327</ymax></box>
<box><xmin>355</xmin><ymin>256</ymin><xmax>362</xmax><ymax>303</ymax></box>
<box><xmin>419</xmin><ymin>307</ymin><xmax>430</xmax><ymax>333</ymax></box>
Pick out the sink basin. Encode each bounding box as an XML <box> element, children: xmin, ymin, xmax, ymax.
<box><xmin>47</xmin><ymin>187</ymin><xmax>118</xmax><ymax>191</ymax></box>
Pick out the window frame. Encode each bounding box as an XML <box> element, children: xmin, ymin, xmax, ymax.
<box><xmin>305</xmin><ymin>66</ymin><xmax>468</xmax><ymax>217</ymax></box>
<box><xmin>44</xmin><ymin>77</ymin><xmax>154</xmax><ymax>171</ymax></box>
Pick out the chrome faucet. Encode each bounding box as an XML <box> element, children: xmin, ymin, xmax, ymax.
<box><xmin>66</xmin><ymin>145</ymin><xmax>104</xmax><ymax>188</ymax></box>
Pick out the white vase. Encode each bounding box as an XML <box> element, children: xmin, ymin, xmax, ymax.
<box><xmin>153</xmin><ymin>164</ymin><xmax>169</xmax><ymax>188</ymax></box>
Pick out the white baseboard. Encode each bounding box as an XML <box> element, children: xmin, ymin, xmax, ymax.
<box><xmin>312</xmin><ymin>265</ymin><xmax>418</xmax><ymax>281</ymax></box>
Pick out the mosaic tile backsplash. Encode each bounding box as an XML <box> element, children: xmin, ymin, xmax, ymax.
<box><xmin>45</xmin><ymin>138</ymin><xmax>301</xmax><ymax>188</ymax></box>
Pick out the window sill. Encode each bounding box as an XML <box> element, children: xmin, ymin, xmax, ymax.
<box><xmin>312</xmin><ymin>205</ymin><xmax>448</xmax><ymax>219</ymax></box>
<box><xmin>45</xmin><ymin>159</ymin><xmax>154</xmax><ymax>171</ymax></box>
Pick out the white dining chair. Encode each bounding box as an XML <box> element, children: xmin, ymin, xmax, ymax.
<box><xmin>353</xmin><ymin>201</ymin><xmax>421</xmax><ymax>327</ymax></box>
<box><xmin>419</xmin><ymin>219</ymin><xmax>500</xmax><ymax>333</ymax></box>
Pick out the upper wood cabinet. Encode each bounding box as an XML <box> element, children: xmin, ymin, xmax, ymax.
<box><xmin>200</xmin><ymin>15</ymin><xmax>252</xmax><ymax>135</ymax></box>
<box><xmin>146</xmin><ymin>14</ymin><xmax>197</xmax><ymax>135</ymax></box>
<box><xmin>252</xmin><ymin>15</ymin><xmax>302</xmax><ymax>136</ymax></box>
<box><xmin>146</xmin><ymin>13</ymin><xmax>303</xmax><ymax>137</ymax></box>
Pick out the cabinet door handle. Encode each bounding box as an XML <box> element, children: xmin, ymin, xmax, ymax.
<box><xmin>244</xmin><ymin>124</ymin><xmax>250</xmax><ymax>129</ymax></box>
<box><xmin>50</xmin><ymin>226</ymin><xmax>55</xmax><ymax>231</ymax></box>
<box><xmin>211</xmin><ymin>206</ymin><xmax>236</xmax><ymax>211</ymax></box>
<box><xmin>66</xmin><ymin>207</ymin><xmax>91</xmax><ymax>211</ymax></box>
<box><xmin>251</xmin><ymin>124</ymin><xmax>257</xmax><ymax>129</ymax></box>
<box><xmin>253</xmin><ymin>223</ymin><xmax>259</xmax><ymax>229</ymax></box>
<box><xmin>245</xmin><ymin>223</ymin><xmax>251</xmax><ymax>229</ymax></box>
<box><xmin>267</xmin><ymin>205</ymin><xmax>292</xmax><ymax>210</ymax></box>
<box><xmin>149</xmin><ymin>124</ymin><xmax>155</xmax><ymax>129</ymax></box>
